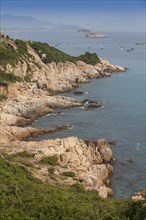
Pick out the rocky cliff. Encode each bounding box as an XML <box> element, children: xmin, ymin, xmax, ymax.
<box><xmin>0</xmin><ymin>137</ymin><xmax>113</xmax><ymax>198</ymax></box>
<box><xmin>0</xmin><ymin>35</ymin><xmax>126</xmax><ymax>197</ymax></box>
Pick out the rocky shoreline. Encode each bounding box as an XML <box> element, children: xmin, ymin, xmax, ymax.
<box><xmin>0</xmin><ymin>45</ymin><xmax>126</xmax><ymax>197</ymax></box>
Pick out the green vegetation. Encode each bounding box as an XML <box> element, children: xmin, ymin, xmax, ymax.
<box><xmin>40</xmin><ymin>155</ymin><xmax>59</xmax><ymax>166</ymax></box>
<box><xmin>0</xmin><ymin>155</ymin><xmax>145</xmax><ymax>220</ymax></box>
<box><xmin>24</xmin><ymin>72</ymin><xmax>32</xmax><ymax>82</ymax></box>
<box><xmin>30</xmin><ymin>41</ymin><xmax>76</xmax><ymax>64</ymax></box>
<box><xmin>14</xmin><ymin>151</ymin><xmax>35</xmax><ymax>158</ymax></box>
<box><xmin>0</xmin><ymin>70</ymin><xmax>23</xmax><ymax>86</ymax></box>
<box><xmin>0</xmin><ymin>41</ymin><xmax>19</xmax><ymax>66</ymax></box>
<box><xmin>71</xmin><ymin>183</ymin><xmax>85</xmax><ymax>192</ymax></box>
<box><xmin>0</xmin><ymin>35</ymin><xmax>100</xmax><ymax>69</ymax></box>
<box><xmin>15</xmin><ymin>39</ymin><xmax>29</xmax><ymax>56</ymax></box>
<box><xmin>61</xmin><ymin>171</ymin><xmax>76</xmax><ymax>178</ymax></box>
<box><xmin>48</xmin><ymin>167</ymin><xmax>55</xmax><ymax>174</ymax></box>
<box><xmin>0</xmin><ymin>94</ymin><xmax>7</xmax><ymax>102</ymax></box>
<box><xmin>0</xmin><ymin>37</ymin><xmax>30</xmax><ymax>67</ymax></box>
<box><xmin>0</xmin><ymin>36</ymin><xmax>100</xmax><ymax>88</ymax></box>
<box><xmin>29</xmin><ymin>41</ymin><xmax>100</xmax><ymax>65</ymax></box>
<box><xmin>77</xmin><ymin>51</ymin><xmax>100</xmax><ymax>65</ymax></box>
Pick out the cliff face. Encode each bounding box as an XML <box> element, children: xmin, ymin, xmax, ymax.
<box><xmin>1</xmin><ymin>52</ymin><xmax>125</xmax><ymax>94</ymax></box>
<box><xmin>0</xmin><ymin>37</ymin><xmax>126</xmax><ymax>127</ymax></box>
<box><xmin>0</xmin><ymin>36</ymin><xmax>126</xmax><ymax>198</ymax></box>
<box><xmin>0</xmin><ymin>36</ymin><xmax>126</xmax><ymax>96</ymax></box>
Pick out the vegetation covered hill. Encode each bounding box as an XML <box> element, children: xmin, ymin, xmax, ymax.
<box><xmin>0</xmin><ymin>34</ymin><xmax>101</xmax><ymax>101</ymax></box>
<box><xmin>30</xmin><ymin>41</ymin><xmax>100</xmax><ymax>65</ymax></box>
<box><xmin>0</xmin><ymin>155</ymin><xmax>145</xmax><ymax>220</ymax></box>
<box><xmin>0</xmin><ymin>34</ymin><xmax>100</xmax><ymax>76</ymax></box>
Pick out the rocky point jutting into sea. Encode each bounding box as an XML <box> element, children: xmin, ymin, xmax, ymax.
<box><xmin>0</xmin><ymin>35</ymin><xmax>126</xmax><ymax>198</ymax></box>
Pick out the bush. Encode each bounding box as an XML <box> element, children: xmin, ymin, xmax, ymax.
<box><xmin>61</xmin><ymin>171</ymin><xmax>76</xmax><ymax>178</ymax></box>
<box><xmin>71</xmin><ymin>183</ymin><xmax>85</xmax><ymax>192</ymax></box>
<box><xmin>0</xmin><ymin>70</ymin><xmax>23</xmax><ymax>86</ymax></box>
<box><xmin>40</xmin><ymin>155</ymin><xmax>59</xmax><ymax>166</ymax></box>
<box><xmin>0</xmin><ymin>36</ymin><xmax>100</xmax><ymax>70</ymax></box>
<box><xmin>15</xmin><ymin>39</ymin><xmax>29</xmax><ymax>55</ymax></box>
<box><xmin>30</xmin><ymin>41</ymin><xmax>76</xmax><ymax>64</ymax></box>
<box><xmin>0</xmin><ymin>155</ymin><xmax>145</xmax><ymax>220</ymax></box>
<box><xmin>0</xmin><ymin>94</ymin><xmax>7</xmax><ymax>101</ymax></box>
<box><xmin>30</xmin><ymin>41</ymin><xmax>100</xmax><ymax>66</ymax></box>
<box><xmin>24</xmin><ymin>73</ymin><xmax>32</xmax><ymax>82</ymax></box>
<box><xmin>15</xmin><ymin>151</ymin><xmax>35</xmax><ymax>158</ymax></box>
<box><xmin>0</xmin><ymin>41</ymin><xmax>19</xmax><ymax>66</ymax></box>
<box><xmin>77</xmin><ymin>51</ymin><xmax>100</xmax><ymax>65</ymax></box>
<box><xmin>48</xmin><ymin>167</ymin><xmax>55</xmax><ymax>174</ymax></box>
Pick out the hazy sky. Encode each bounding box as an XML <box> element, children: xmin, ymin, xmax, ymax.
<box><xmin>1</xmin><ymin>0</ymin><xmax>145</xmax><ymax>32</ymax></box>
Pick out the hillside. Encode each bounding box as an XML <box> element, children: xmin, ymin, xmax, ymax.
<box><xmin>0</xmin><ymin>33</ymin><xmax>101</xmax><ymax>97</ymax></box>
<box><xmin>0</xmin><ymin>155</ymin><xmax>145</xmax><ymax>220</ymax></box>
<box><xmin>0</xmin><ymin>34</ymin><xmax>140</xmax><ymax>219</ymax></box>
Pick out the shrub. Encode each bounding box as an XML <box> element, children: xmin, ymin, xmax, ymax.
<box><xmin>30</xmin><ymin>41</ymin><xmax>100</xmax><ymax>66</ymax></box>
<box><xmin>48</xmin><ymin>167</ymin><xmax>55</xmax><ymax>174</ymax></box>
<box><xmin>30</xmin><ymin>41</ymin><xmax>76</xmax><ymax>64</ymax></box>
<box><xmin>0</xmin><ymin>94</ymin><xmax>7</xmax><ymax>101</ymax></box>
<box><xmin>77</xmin><ymin>51</ymin><xmax>100</xmax><ymax>65</ymax></box>
<box><xmin>24</xmin><ymin>73</ymin><xmax>32</xmax><ymax>82</ymax></box>
<box><xmin>0</xmin><ymin>155</ymin><xmax>145</xmax><ymax>220</ymax></box>
<box><xmin>40</xmin><ymin>155</ymin><xmax>59</xmax><ymax>166</ymax></box>
<box><xmin>61</xmin><ymin>171</ymin><xmax>76</xmax><ymax>178</ymax></box>
<box><xmin>15</xmin><ymin>151</ymin><xmax>35</xmax><ymax>158</ymax></box>
<box><xmin>0</xmin><ymin>70</ymin><xmax>23</xmax><ymax>86</ymax></box>
<box><xmin>71</xmin><ymin>183</ymin><xmax>85</xmax><ymax>192</ymax></box>
<box><xmin>0</xmin><ymin>42</ymin><xmax>19</xmax><ymax>66</ymax></box>
<box><xmin>15</xmin><ymin>39</ymin><xmax>29</xmax><ymax>55</ymax></box>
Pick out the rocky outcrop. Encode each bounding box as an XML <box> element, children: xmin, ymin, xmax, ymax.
<box><xmin>132</xmin><ymin>190</ymin><xmax>146</xmax><ymax>201</ymax></box>
<box><xmin>0</xmin><ymin>137</ymin><xmax>113</xmax><ymax>198</ymax></box>
<box><xmin>0</xmin><ymin>93</ymin><xmax>82</xmax><ymax>126</ymax></box>
<box><xmin>0</xmin><ymin>40</ymin><xmax>127</xmax><ymax>198</ymax></box>
<box><xmin>0</xmin><ymin>125</ymin><xmax>71</xmax><ymax>143</ymax></box>
<box><xmin>1</xmin><ymin>45</ymin><xmax>126</xmax><ymax>96</ymax></box>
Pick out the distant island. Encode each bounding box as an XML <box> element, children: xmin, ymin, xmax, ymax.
<box><xmin>84</xmin><ymin>32</ymin><xmax>107</xmax><ymax>38</ymax></box>
<box><xmin>135</xmin><ymin>42</ymin><xmax>146</xmax><ymax>46</ymax></box>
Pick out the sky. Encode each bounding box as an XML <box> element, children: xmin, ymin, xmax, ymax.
<box><xmin>1</xmin><ymin>0</ymin><xmax>145</xmax><ymax>32</ymax></box>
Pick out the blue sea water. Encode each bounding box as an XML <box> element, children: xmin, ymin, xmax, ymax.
<box><xmin>7</xmin><ymin>30</ymin><xmax>145</xmax><ymax>198</ymax></box>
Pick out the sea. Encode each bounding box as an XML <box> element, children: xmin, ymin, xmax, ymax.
<box><xmin>6</xmin><ymin>30</ymin><xmax>145</xmax><ymax>198</ymax></box>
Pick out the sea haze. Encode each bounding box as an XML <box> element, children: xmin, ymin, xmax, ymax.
<box><xmin>7</xmin><ymin>30</ymin><xmax>145</xmax><ymax>198</ymax></box>
<box><xmin>1</xmin><ymin>14</ymin><xmax>83</xmax><ymax>31</ymax></box>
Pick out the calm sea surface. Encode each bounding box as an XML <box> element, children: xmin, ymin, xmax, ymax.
<box><xmin>7</xmin><ymin>30</ymin><xmax>145</xmax><ymax>198</ymax></box>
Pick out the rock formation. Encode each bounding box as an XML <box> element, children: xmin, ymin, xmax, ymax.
<box><xmin>0</xmin><ymin>36</ymin><xmax>126</xmax><ymax>198</ymax></box>
<box><xmin>0</xmin><ymin>137</ymin><xmax>113</xmax><ymax>198</ymax></box>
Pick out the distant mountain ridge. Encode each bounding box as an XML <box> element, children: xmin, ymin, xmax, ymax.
<box><xmin>1</xmin><ymin>14</ymin><xmax>84</xmax><ymax>31</ymax></box>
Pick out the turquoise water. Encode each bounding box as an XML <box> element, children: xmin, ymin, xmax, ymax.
<box><xmin>7</xmin><ymin>30</ymin><xmax>145</xmax><ymax>198</ymax></box>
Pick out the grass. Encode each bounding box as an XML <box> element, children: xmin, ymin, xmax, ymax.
<box><xmin>0</xmin><ymin>41</ymin><xmax>19</xmax><ymax>66</ymax></box>
<box><xmin>61</xmin><ymin>171</ymin><xmax>76</xmax><ymax>178</ymax></box>
<box><xmin>14</xmin><ymin>151</ymin><xmax>35</xmax><ymax>158</ymax></box>
<box><xmin>15</xmin><ymin>39</ymin><xmax>30</xmax><ymax>56</ymax></box>
<box><xmin>0</xmin><ymin>37</ymin><xmax>30</xmax><ymax>67</ymax></box>
<box><xmin>0</xmin><ymin>155</ymin><xmax>145</xmax><ymax>220</ymax></box>
<box><xmin>0</xmin><ymin>70</ymin><xmax>23</xmax><ymax>86</ymax></box>
<box><xmin>40</xmin><ymin>155</ymin><xmax>59</xmax><ymax>166</ymax></box>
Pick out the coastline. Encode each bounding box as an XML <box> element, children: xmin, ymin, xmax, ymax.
<box><xmin>0</xmin><ymin>53</ymin><xmax>126</xmax><ymax>197</ymax></box>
